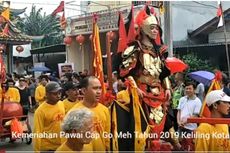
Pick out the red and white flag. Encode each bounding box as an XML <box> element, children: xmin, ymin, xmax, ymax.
<box><xmin>217</xmin><ymin>0</ymin><xmax>223</xmax><ymax>28</ymax></box>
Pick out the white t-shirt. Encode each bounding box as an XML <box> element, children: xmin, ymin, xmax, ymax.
<box><xmin>177</xmin><ymin>95</ymin><xmax>202</xmax><ymax>130</ymax></box>
<box><xmin>113</xmin><ymin>81</ymin><xmax>118</xmax><ymax>93</ymax></box>
<box><xmin>195</xmin><ymin>83</ymin><xmax>205</xmax><ymax>102</ymax></box>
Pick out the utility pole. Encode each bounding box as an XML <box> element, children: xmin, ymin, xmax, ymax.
<box><xmin>164</xmin><ymin>1</ymin><xmax>173</xmax><ymax>57</ymax></box>
<box><xmin>220</xmin><ymin>1</ymin><xmax>230</xmax><ymax>77</ymax></box>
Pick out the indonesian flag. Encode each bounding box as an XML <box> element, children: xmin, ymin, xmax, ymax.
<box><xmin>92</xmin><ymin>17</ymin><xmax>106</xmax><ymax>97</ymax></box>
<box><xmin>52</xmin><ymin>1</ymin><xmax>64</xmax><ymax>16</ymax></box>
<box><xmin>217</xmin><ymin>0</ymin><xmax>223</xmax><ymax>28</ymax></box>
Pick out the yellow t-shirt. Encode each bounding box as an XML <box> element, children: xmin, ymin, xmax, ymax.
<box><xmin>55</xmin><ymin>141</ymin><xmax>93</xmax><ymax>152</ymax></box>
<box><xmin>195</xmin><ymin>123</ymin><xmax>230</xmax><ymax>152</ymax></box>
<box><xmin>0</xmin><ymin>87</ymin><xmax>20</xmax><ymax>103</ymax></box>
<box><xmin>35</xmin><ymin>84</ymin><xmax>46</xmax><ymax>105</ymax></box>
<box><xmin>70</xmin><ymin>101</ymin><xmax>110</xmax><ymax>151</ymax></box>
<box><xmin>62</xmin><ymin>99</ymin><xmax>79</xmax><ymax>114</ymax></box>
<box><xmin>33</xmin><ymin>101</ymin><xmax>65</xmax><ymax>152</ymax></box>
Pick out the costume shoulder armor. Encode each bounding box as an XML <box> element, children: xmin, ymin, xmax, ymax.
<box><xmin>122</xmin><ymin>41</ymin><xmax>140</xmax><ymax>59</ymax></box>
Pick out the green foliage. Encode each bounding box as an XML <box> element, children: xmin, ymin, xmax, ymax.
<box><xmin>16</xmin><ymin>5</ymin><xmax>63</xmax><ymax>49</ymax></box>
<box><xmin>181</xmin><ymin>52</ymin><xmax>217</xmax><ymax>73</ymax></box>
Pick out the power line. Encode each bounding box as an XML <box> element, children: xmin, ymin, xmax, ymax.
<box><xmin>172</xmin><ymin>3</ymin><xmax>216</xmax><ymax>9</ymax></box>
<box><xmin>192</xmin><ymin>1</ymin><xmax>218</xmax><ymax>9</ymax></box>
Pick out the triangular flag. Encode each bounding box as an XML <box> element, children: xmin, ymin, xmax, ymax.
<box><xmin>117</xmin><ymin>12</ymin><xmax>127</xmax><ymax>53</ymax></box>
<box><xmin>52</xmin><ymin>1</ymin><xmax>64</xmax><ymax>16</ymax></box>
<box><xmin>199</xmin><ymin>71</ymin><xmax>222</xmax><ymax>117</ymax></box>
<box><xmin>126</xmin><ymin>4</ymin><xmax>136</xmax><ymax>43</ymax></box>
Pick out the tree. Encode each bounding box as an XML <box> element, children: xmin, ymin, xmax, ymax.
<box><xmin>17</xmin><ymin>6</ymin><xmax>63</xmax><ymax>48</ymax></box>
<box><xmin>181</xmin><ymin>52</ymin><xmax>218</xmax><ymax>73</ymax></box>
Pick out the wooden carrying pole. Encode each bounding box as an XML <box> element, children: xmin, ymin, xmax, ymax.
<box><xmin>106</xmin><ymin>31</ymin><xmax>113</xmax><ymax>91</ymax></box>
<box><xmin>0</xmin><ymin>53</ymin><xmax>5</xmax><ymax>132</ymax></box>
<box><xmin>188</xmin><ymin>117</ymin><xmax>230</xmax><ymax>124</ymax></box>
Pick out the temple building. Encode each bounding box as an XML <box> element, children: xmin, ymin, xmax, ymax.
<box><xmin>0</xmin><ymin>4</ymin><xmax>32</xmax><ymax>73</ymax></box>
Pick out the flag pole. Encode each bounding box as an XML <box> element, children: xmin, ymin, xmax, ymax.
<box><xmin>106</xmin><ymin>31</ymin><xmax>113</xmax><ymax>91</ymax></box>
<box><xmin>221</xmin><ymin>2</ymin><xmax>230</xmax><ymax>76</ymax></box>
<box><xmin>0</xmin><ymin>52</ymin><xmax>5</xmax><ymax>133</ymax></box>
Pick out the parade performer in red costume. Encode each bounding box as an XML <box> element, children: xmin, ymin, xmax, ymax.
<box><xmin>111</xmin><ymin>5</ymin><xmax>173</xmax><ymax>151</ymax></box>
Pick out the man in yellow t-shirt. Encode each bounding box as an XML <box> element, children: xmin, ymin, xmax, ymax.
<box><xmin>33</xmin><ymin>81</ymin><xmax>65</xmax><ymax>152</ymax></box>
<box><xmin>0</xmin><ymin>79</ymin><xmax>20</xmax><ymax>103</ymax></box>
<box><xmin>195</xmin><ymin>90</ymin><xmax>230</xmax><ymax>152</ymax></box>
<box><xmin>62</xmin><ymin>81</ymin><xmax>80</xmax><ymax>114</ymax></box>
<box><xmin>35</xmin><ymin>75</ymin><xmax>49</xmax><ymax>105</ymax></box>
<box><xmin>56</xmin><ymin>108</ymin><xmax>93</xmax><ymax>152</ymax></box>
<box><xmin>70</xmin><ymin>76</ymin><xmax>110</xmax><ymax>151</ymax></box>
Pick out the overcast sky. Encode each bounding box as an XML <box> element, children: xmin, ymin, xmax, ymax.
<box><xmin>10</xmin><ymin>0</ymin><xmax>81</xmax><ymax>17</ymax></box>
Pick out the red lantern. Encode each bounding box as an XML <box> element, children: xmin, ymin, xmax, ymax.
<box><xmin>64</xmin><ymin>36</ymin><xmax>72</xmax><ymax>46</ymax></box>
<box><xmin>16</xmin><ymin>45</ymin><xmax>24</xmax><ymax>53</ymax></box>
<box><xmin>76</xmin><ymin>35</ymin><xmax>85</xmax><ymax>45</ymax></box>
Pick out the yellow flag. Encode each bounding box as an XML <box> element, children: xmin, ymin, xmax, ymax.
<box><xmin>1</xmin><ymin>7</ymin><xmax>9</xmax><ymax>21</ymax></box>
<box><xmin>92</xmin><ymin>21</ymin><xmax>106</xmax><ymax>96</ymax></box>
<box><xmin>199</xmin><ymin>79</ymin><xmax>221</xmax><ymax>117</ymax></box>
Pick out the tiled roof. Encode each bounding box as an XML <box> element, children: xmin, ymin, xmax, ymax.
<box><xmin>0</xmin><ymin>21</ymin><xmax>32</xmax><ymax>45</ymax></box>
<box><xmin>0</xmin><ymin>6</ymin><xmax>27</xmax><ymax>16</ymax></box>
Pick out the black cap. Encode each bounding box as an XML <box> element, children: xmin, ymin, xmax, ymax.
<box><xmin>46</xmin><ymin>81</ymin><xmax>62</xmax><ymax>93</ymax></box>
<box><xmin>63</xmin><ymin>81</ymin><xmax>80</xmax><ymax>91</ymax></box>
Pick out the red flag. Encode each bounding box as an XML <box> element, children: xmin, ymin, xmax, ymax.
<box><xmin>92</xmin><ymin>17</ymin><xmax>106</xmax><ymax>97</ymax></box>
<box><xmin>52</xmin><ymin>1</ymin><xmax>64</xmax><ymax>16</ymax></box>
<box><xmin>117</xmin><ymin>12</ymin><xmax>127</xmax><ymax>53</ymax></box>
<box><xmin>217</xmin><ymin>0</ymin><xmax>223</xmax><ymax>28</ymax></box>
<box><xmin>126</xmin><ymin>4</ymin><xmax>136</xmax><ymax>43</ymax></box>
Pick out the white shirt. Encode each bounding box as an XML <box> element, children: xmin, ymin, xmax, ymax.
<box><xmin>113</xmin><ymin>81</ymin><xmax>118</xmax><ymax>93</ymax></box>
<box><xmin>195</xmin><ymin>83</ymin><xmax>205</xmax><ymax>102</ymax></box>
<box><xmin>177</xmin><ymin>95</ymin><xmax>202</xmax><ymax>130</ymax></box>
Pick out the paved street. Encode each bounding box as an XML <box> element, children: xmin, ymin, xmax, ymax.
<box><xmin>0</xmin><ymin>112</ymin><xmax>34</xmax><ymax>152</ymax></box>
